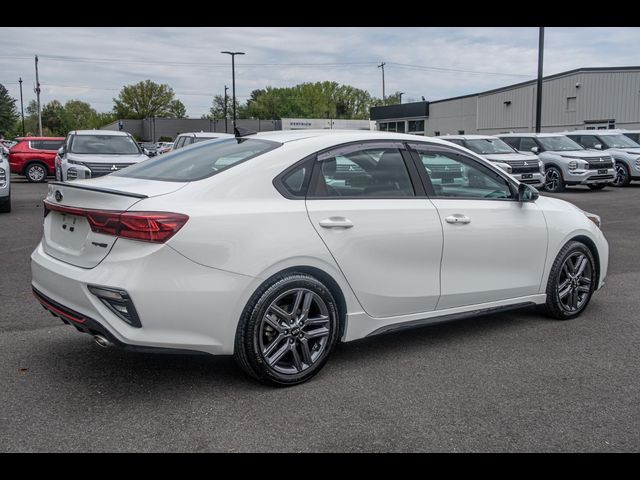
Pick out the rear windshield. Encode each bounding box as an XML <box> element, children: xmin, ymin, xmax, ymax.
<box><xmin>113</xmin><ymin>137</ymin><xmax>281</xmax><ymax>182</ymax></box>
<box><xmin>70</xmin><ymin>135</ymin><xmax>140</xmax><ymax>154</ymax></box>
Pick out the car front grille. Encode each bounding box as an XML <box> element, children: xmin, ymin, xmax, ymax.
<box><xmin>585</xmin><ymin>158</ymin><xmax>613</xmax><ymax>169</ymax></box>
<box><xmin>83</xmin><ymin>162</ymin><xmax>134</xmax><ymax>177</ymax></box>
<box><xmin>588</xmin><ymin>174</ymin><xmax>614</xmax><ymax>181</ymax></box>
<box><xmin>511</xmin><ymin>165</ymin><xmax>540</xmax><ymax>174</ymax></box>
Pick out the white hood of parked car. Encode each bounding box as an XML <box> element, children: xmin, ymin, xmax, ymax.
<box><xmin>483</xmin><ymin>153</ymin><xmax>539</xmax><ymax>163</ymax></box>
<box><xmin>66</xmin><ymin>153</ymin><xmax>149</xmax><ymax>163</ymax></box>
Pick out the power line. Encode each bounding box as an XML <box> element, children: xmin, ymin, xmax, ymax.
<box><xmin>387</xmin><ymin>62</ymin><xmax>531</xmax><ymax>78</ymax></box>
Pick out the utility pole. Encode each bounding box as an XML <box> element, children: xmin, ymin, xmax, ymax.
<box><xmin>18</xmin><ymin>77</ymin><xmax>25</xmax><ymax>136</ymax></box>
<box><xmin>224</xmin><ymin>85</ymin><xmax>229</xmax><ymax>133</ymax></box>
<box><xmin>378</xmin><ymin>62</ymin><xmax>386</xmax><ymax>104</ymax></box>
<box><xmin>535</xmin><ymin>27</ymin><xmax>544</xmax><ymax>133</ymax></box>
<box><xmin>398</xmin><ymin>92</ymin><xmax>405</xmax><ymax>104</ymax></box>
<box><xmin>34</xmin><ymin>55</ymin><xmax>42</xmax><ymax>136</ymax></box>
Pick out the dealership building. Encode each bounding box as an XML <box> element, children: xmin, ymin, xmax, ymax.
<box><xmin>370</xmin><ymin>66</ymin><xmax>640</xmax><ymax>136</ymax></box>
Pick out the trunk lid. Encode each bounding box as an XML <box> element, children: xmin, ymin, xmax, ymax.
<box><xmin>42</xmin><ymin>177</ymin><xmax>187</xmax><ymax>268</ymax></box>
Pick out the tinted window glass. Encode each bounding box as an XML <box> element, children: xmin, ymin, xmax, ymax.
<box><xmin>464</xmin><ymin>138</ymin><xmax>514</xmax><ymax>154</ymax></box>
<box><xmin>70</xmin><ymin>135</ymin><xmax>140</xmax><ymax>154</ymax></box>
<box><xmin>114</xmin><ymin>138</ymin><xmax>281</xmax><ymax>182</ymax></box>
<box><xmin>501</xmin><ymin>137</ymin><xmax>519</xmax><ymax>149</ymax></box>
<box><xmin>30</xmin><ymin>141</ymin><xmax>43</xmax><ymax>150</ymax></box>
<box><xmin>174</xmin><ymin>136</ymin><xmax>187</xmax><ymax>149</ymax></box>
<box><xmin>413</xmin><ymin>147</ymin><xmax>512</xmax><ymax>199</ymax></box>
<box><xmin>519</xmin><ymin>137</ymin><xmax>538</xmax><ymax>152</ymax></box>
<box><xmin>281</xmin><ymin>165</ymin><xmax>309</xmax><ymax>197</ymax></box>
<box><xmin>575</xmin><ymin>135</ymin><xmax>600</xmax><ymax>149</ymax></box>
<box><xmin>537</xmin><ymin>136</ymin><xmax>583</xmax><ymax>151</ymax></box>
<box><xmin>39</xmin><ymin>140</ymin><xmax>64</xmax><ymax>151</ymax></box>
<box><xmin>311</xmin><ymin>147</ymin><xmax>414</xmax><ymax>198</ymax></box>
<box><xmin>599</xmin><ymin>134</ymin><xmax>640</xmax><ymax>149</ymax></box>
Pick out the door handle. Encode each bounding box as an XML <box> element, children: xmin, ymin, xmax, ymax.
<box><xmin>319</xmin><ymin>217</ymin><xmax>354</xmax><ymax>229</ymax></box>
<box><xmin>445</xmin><ymin>214</ymin><xmax>471</xmax><ymax>224</ymax></box>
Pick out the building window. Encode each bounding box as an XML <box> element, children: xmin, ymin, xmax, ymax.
<box><xmin>458</xmin><ymin>130</ymin><xmax>464</xmax><ymax>135</ymax></box>
<box><xmin>408</xmin><ymin>120</ymin><xmax>425</xmax><ymax>132</ymax></box>
<box><xmin>381</xmin><ymin>121</ymin><xmax>406</xmax><ymax>133</ymax></box>
<box><xmin>566</xmin><ymin>97</ymin><xmax>576</xmax><ymax>112</ymax></box>
<box><xmin>434</xmin><ymin>131</ymin><xmax>440</xmax><ymax>137</ymax></box>
<box><xmin>379</xmin><ymin>123</ymin><xmax>388</xmax><ymax>131</ymax></box>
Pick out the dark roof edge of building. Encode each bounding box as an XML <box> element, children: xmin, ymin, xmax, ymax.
<box><xmin>429</xmin><ymin>66</ymin><xmax>640</xmax><ymax>104</ymax></box>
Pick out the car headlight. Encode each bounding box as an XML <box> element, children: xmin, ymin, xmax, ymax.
<box><xmin>538</xmin><ymin>160</ymin><xmax>544</xmax><ymax>173</ymax></box>
<box><xmin>68</xmin><ymin>159</ymin><xmax>85</xmax><ymax>166</ymax></box>
<box><xmin>635</xmin><ymin>157</ymin><xmax>640</xmax><ymax>168</ymax></box>
<box><xmin>568</xmin><ymin>161</ymin><xmax>578</xmax><ymax>170</ymax></box>
<box><xmin>582</xmin><ymin>210</ymin><xmax>602</xmax><ymax>229</ymax></box>
<box><xmin>0</xmin><ymin>167</ymin><xmax>5</xmax><ymax>187</ymax></box>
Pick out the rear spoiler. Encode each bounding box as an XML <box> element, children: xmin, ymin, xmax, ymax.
<box><xmin>48</xmin><ymin>181</ymin><xmax>148</xmax><ymax>199</ymax></box>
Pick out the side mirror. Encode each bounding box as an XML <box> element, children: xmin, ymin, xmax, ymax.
<box><xmin>518</xmin><ymin>183</ymin><xmax>539</xmax><ymax>202</ymax></box>
<box><xmin>530</xmin><ymin>146</ymin><xmax>539</xmax><ymax>154</ymax></box>
<box><xmin>594</xmin><ymin>143</ymin><xmax>602</xmax><ymax>150</ymax></box>
<box><xmin>57</xmin><ymin>146</ymin><xmax>65</xmax><ymax>156</ymax></box>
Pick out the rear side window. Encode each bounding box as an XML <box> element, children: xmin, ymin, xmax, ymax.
<box><xmin>113</xmin><ymin>138</ymin><xmax>281</xmax><ymax>182</ymax></box>
<box><xmin>501</xmin><ymin>137</ymin><xmax>519</xmax><ymax>149</ymax></box>
<box><xmin>309</xmin><ymin>146</ymin><xmax>415</xmax><ymax>198</ymax></box>
<box><xmin>39</xmin><ymin>140</ymin><xmax>64</xmax><ymax>151</ymax></box>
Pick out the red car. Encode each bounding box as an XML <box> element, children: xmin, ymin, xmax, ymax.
<box><xmin>9</xmin><ymin>137</ymin><xmax>65</xmax><ymax>182</ymax></box>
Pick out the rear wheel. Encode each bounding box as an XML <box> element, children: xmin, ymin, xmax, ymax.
<box><xmin>25</xmin><ymin>162</ymin><xmax>48</xmax><ymax>183</ymax></box>
<box><xmin>587</xmin><ymin>184</ymin><xmax>607</xmax><ymax>190</ymax></box>
<box><xmin>543</xmin><ymin>241</ymin><xmax>596</xmax><ymax>320</ymax></box>
<box><xmin>612</xmin><ymin>162</ymin><xmax>630</xmax><ymax>187</ymax></box>
<box><xmin>544</xmin><ymin>167</ymin><xmax>565</xmax><ymax>192</ymax></box>
<box><xmin>234</xmin><ymin>273</ymin><xmax>341</xmax><ymax>386</ymax></box>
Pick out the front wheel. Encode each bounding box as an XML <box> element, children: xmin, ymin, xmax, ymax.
<box><xmin>543</xmin><ymin>241</ymin><xmax>597</xmax><ymax>320</ymax></box>
<box><xmin>25</xmin><ymin>162</ymin><xmax>48</xmax><ymax>183</ymax></box>
<box><xmin>544</xmin><ymin>167</ymin><xmax>565</xmax><ymax>192</ymax></box>
<box><xmin>234</xmin><ymin>273</ymin><xmax>341</xmax><ymax>386</ymax></box>
<box><xmin>612</xmin><ymin>162</ymin><xmax>631</xmax><ymax>187</ymax></box>
<box><xmin>0</xmin><ymin>195</ymin><xmax>10</xmax><ymax>213</ymax></box>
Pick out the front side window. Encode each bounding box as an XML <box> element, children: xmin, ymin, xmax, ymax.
<box><xmin>173</xmin><ymin>136</ymin><xmax>187</xmax><ymax>149</ymax></box>
<box><xmin>573</xmin><ymin>135</ymin><xmax>600</xmax><ymax>149</ymax></box>
<box><xmin>464</xmin><ymin>138</ymin><xmax>515</xmax><ymax>155</ymax></box>
<box><xmin>113</xmin><ymin>138</ymin><xmax>281</xmax><ymax>182</ymax></box>
<box><xmin>70</xmin><ymin>135</ymin><xmax>140</xmax><ymax>155</ymax></box>
<box><xmin>500</xmin><ymin>137</ymin><xmax>519</xmax><ymax>149</ymax></box>
<box><xmin>412</xmin><ymin>146</ymin><xmax>513</xmax><ymax>200</ymax></box>
<box><xmin>310</xmin><ymin>146</ymin><xmax>414</xmax><ymax>198</ymax></box>
<box><xmin>537</xmin><ymin>136</ymin><xmax>583</xmax><ymax>152</ymax></box>
<box><xmin>519</xmin><ymin>137</ymin><xmax>538</xmax><ymax>152</ymax></box>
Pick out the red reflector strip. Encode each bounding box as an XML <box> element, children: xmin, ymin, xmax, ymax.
<box><xmin>43</xmin><ymin>200</ymin><xmax>188</xmax><ymax>243</ymax></box>
<box><xmin>33</xmin><ymin>290</ymin><xmax>86</xmax><ymax>324</ymax></box>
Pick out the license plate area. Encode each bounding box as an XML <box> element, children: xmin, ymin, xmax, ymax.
<box><xmin>598</xmin><ymin>169</ymin><xmax>608</xmax><ymax>174</ymax></box>
<box><xmin>49</xmin><ymin>211</ymin><xmax>91</xmax><ymax>250</ymax></box>
<box><xmin>521</xmin><ymin>173</ymin><xmax>533</xmax><ymax>179</ymax></box>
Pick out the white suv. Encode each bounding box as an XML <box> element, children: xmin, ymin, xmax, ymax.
<box><xmin>172</xmin><ymin>132</ymin><xmax>235</xmax><ymax>151</ymax></box>
<box><xmin>565</xmin><ymin>130</ymin><xmax>640</xmax><ymax>187</ymax></box>
<box><xmin>498</xmin><ymin>133</ymin><xmax>615</xmax><ymax>192</ymax></box>
<box><xmin>55</xmin><ymin>130</ymin><xmax>149</xmax><ymax>182</ymax></box>
<box><xmin>0</xmin><ymin>144</ymin><xmax>10</xmax><ymax>213</ymax></box>
<box><xmin>441</xmin><ymin>134</ymin><xmax>544</xmax><ymax>188</ymax></box>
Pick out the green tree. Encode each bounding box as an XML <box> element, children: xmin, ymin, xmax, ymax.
<box><xmin>0</xmin><ymin>83</ymin><xmax>18</xmax><ymax>137</ymax></box>
<box><xmin>371</xmin><ymin>91</ymin><xmax>403</xmax><ymax>108</ymax></box>
<box><xmin>64</xmin><ymin>100</ymin><xmax>98</xmax><ymax>131</ymax></box>
<box><xmin>205</xmin><ymin>94</ymin><xmax>241</xmax><ymax>120</ymax></box>
<box><xmin>168</xmin><ymin>99</ymin><xmax>187</xmax><ymax>118</ymax></box>
<box><xmin>41</xmin><ymin>100</ymin><xmax>67</xmax><ymax>136</ymax></box>
<box><xmin>113</xmin><ymin>80</ymin><xmax>181</xmax><ymax>119</ymax></box>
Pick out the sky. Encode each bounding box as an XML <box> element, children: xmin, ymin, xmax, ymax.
<box><xmin>1</xmin><ymin>27</ymin><xmax>639</xmax><ymax>118</ymax></box>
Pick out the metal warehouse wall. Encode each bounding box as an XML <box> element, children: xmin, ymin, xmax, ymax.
<box><xmin>426</xmin><ymin>96</ymin><xmax>478</xmax><ymax>136</ymax></box>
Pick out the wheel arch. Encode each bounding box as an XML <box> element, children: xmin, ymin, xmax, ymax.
<box><xmin>568</xmin><ymin>235</ymin><xmax>601</xmax><ymax>287</ymax></box>
<box><xmin>23</xmin><ymin>159</ymin><xmax>50</xmax><ymax>176</ymax></box>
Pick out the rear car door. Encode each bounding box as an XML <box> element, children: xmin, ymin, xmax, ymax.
<box><xmin>408</xmin><ymin>142</ymin><xmax>548</xmax><ymax>309</ymax></box>
<box><xmin>305</xmin><ymin>141</ymin><xmax>443</xmax><ymax>318</ymax></box>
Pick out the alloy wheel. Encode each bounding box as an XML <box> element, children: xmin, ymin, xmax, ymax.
<box><xmin>259</xmin><ymin>288</ymin><xmax>331</xmax><ymax>375</ymax></box>
<box><xmin>556</xmin><ymin>251</ymin><xmax>592</xmax><ymax>312</ymax></box>
<box><xmin>545</xmin><ymin>169</ymin><xmax>561</xmax><ymax>191</ymax></box>
<box><xmin>28</xmin><ymin>164</ymin><xmax>46</xmax><ymax>182</ymax></box>
<box><xmin>613</xmin><ymin>164</ymin><xmax>628</xmax><ymax>186</ymax></box>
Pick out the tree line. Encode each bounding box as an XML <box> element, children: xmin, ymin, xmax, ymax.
<box><xmin>0</xmin><ymin>79</ymin><xmax>402</xmax><ymax>138</ymax></box>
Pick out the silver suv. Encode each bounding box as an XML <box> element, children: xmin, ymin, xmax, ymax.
<box><xmin>0</xmin><ymin>144</ymin><xmax>10</xmax><ymax>213</ymax></box>
<box><xmin>172</xmin><ymin>132</ymin><xmax>235</xmax><ymax>151</ymax></box>
<box><xmin>56</xmin><ymin>130</ymin><xmax>148</xmax><ymax>182</ymax></box>
<box><xmin>441</xmin><ymin>134</ymin><xmax>544</xmax><ymax>188</ymax></box>
<box><xmin>498</xmin><ymin>133</ymin><xmax>614</xmax><ymax>192</ymax></box>
<box><xmin>565</xmin><ymin>130</ymin><xmax>640</xmax><ymax>187</ymax></box>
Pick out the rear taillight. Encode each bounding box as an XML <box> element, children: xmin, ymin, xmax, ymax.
<box><xmin>44</xmin><ymin>201</ymin><xmax>188</xmax><ymax>243</ymax></box>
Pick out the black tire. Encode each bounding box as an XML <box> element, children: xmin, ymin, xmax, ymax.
<box><xmin>25</xmin><ymin>162</ymin><xmax>48</xmax><ymax>183</ymax></box>
<box><xmin>542</xmin><ymin>241</ymin><xmax>597</xmax><ymax>320</ymax></box>
<box><xmin>587</xmin><ymin>184</ymin><xmax>607</xmax><ymax>190</ymax></box>
<box><xmin>234</xmin><ymin>272</ymin><xmax>341</xmax><ymax>387</ymax></box>
<box><xmin>612</xmin><ymin>162</ymin><xmax>631</xmax><ymax>187</ymax></box>
<box><xmin>0</xmin><ymin>195</ymin><xmax>10</xmax><ymax>213</ymax></box>
<box><xmin>544</xmin><ymin>166</ymin><xmax>565</xmax><ymax>192</ymax></box>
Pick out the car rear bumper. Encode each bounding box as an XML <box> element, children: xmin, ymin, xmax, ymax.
<box><xmin>31</xmin><ymin>239</ymin><xmax>256</xmax><ymax>355</ymax></box>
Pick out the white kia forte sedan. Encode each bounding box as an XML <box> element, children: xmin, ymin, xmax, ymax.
<box><xmin>31</xmin><ymin>130</ymin><xmax>609</xmax><ymax>386</ymax></box>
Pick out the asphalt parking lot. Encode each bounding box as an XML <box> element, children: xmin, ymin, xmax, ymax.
<box><xmin>1</xmin><ymin>176</ymin><xmax>639</xmax><ymax>452</ymax></box>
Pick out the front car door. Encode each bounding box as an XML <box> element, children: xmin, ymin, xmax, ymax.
<box><xmin>408</xmin><ymin>142</ymin><xmax>548</xmax><ymax>309</ymax></box>
<box><xmin>305</xmin><ymin>141</ymin><xmax>443</xmax><ymax>318</ymax></box>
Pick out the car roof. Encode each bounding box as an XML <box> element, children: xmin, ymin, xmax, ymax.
<box><xmin>439</xmin><ymin>134</ymin><xmax>500</xmax><ymax>140</ymax></box>
<box><xmin>71</xmin><ymin>130</ymin><xmax>131</xmax><ymax>136</ymax></box>
<box><xmin>15</xmin><ymin>136</ymin><xmax>65</xmax><ymax>141</ymax></box>
<box><xmin>497</xmin><ymin>132</ymin><xmax>566</xmax><ymax>138</ymax></box>
<box><xmin>178</xmin><ymin>132</ymin><xmax>236</xmax><ymax>138</ymax></box>
<box><xmin>251</xmin><ymin>129</ymin><xmax>460</xmax><ymax>146</ymax></box>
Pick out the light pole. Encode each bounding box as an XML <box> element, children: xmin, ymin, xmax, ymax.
<box><xmin>398</xmin><ymin>92</ymin><xmax>405</xmax><ymax>104</ymax></box>
<box><xmin>535</xmin><ymin>27</ymin><xmax>544</xmax><ymax>133</ymax></box>
<box><xmin>223</xmin><ymin>84</ymin><xmax>229</xmax><ymax>133</ymax></box>
<box><xmin>221</xmin><ymin>51</ymin><xmax>245</xmax><ymax>130</ymax></box>
<box><xmin>18</xmin><ymin>77</ymin><xmax>25</xmax><ymax>136</ymax></box>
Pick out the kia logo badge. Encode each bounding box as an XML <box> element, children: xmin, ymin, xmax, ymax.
<box><xmin>111</xmin><ymin>164</ymin><xmax>118</xmax><ymax>171</ymax></box>
<box><xmin>54</xmin><ymin>190</ymin><xmax>63</xmax><ymax>202</ymax></box>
